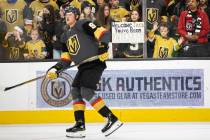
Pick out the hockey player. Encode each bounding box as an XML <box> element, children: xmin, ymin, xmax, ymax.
<box><xmin>46</xmin><ymin>6</ymin><xmax>123</xmax><ymax>138</ymax></box>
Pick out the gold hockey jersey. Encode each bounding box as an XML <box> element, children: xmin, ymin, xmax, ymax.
<box><xmin>30</xmin><ymin>0</ymin><xmax>59</xmax><ymax>17</ymax></box>
<box><xmin>70</xmin><ymin>0</ymin><xmax>95</xmax><ymax>11</ymax></box>
<box><xmin>152</xmin><ymin>35</ymin><xmax>180</xmax><ymax>58</ymax></box>
<box><xmin>0</xmin><ymin>0</ymin><xmax>27</xmax><ymax>32</ymax></box>
<box><xmin>25</xmin><ymin>39</ymin><xmax>46</xmax><ymax>59</ymax></box>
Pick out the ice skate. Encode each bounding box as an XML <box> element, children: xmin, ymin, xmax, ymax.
<box><xmin>66</xmin><ymin>122</ymin><xmax>86</xmax><ymax>138</ymax></box>
<box><xmin>101</xmin><ymin>114</ymin><xmax>123</xmax><ymax>137</ymax></box>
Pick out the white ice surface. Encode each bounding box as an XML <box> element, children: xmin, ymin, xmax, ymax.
<box><xmin>0</xmin><ymin>122</ymin><xmax>210</xmax><ymax>140</ymax></box>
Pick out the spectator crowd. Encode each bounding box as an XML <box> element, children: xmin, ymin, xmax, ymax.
<box><xmin>0</xmin><ymin>0</ymin><xmax>209</xmax><ymax>60</ymax></box>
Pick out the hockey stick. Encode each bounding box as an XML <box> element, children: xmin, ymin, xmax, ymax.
<box><xmin>4</xmin><ymin>75</ymin><xmax>46</xmax><ymax>92</ymax></box>
<box><xmin>3</xmin><ymin>64</ymin><xmax>75</xmax><ymax>92</ymax></box>
<box><xmin>3</xmin><ymin>56</ymin><xmax>99</xmax><ymax>92</ymax></box>
<box><xmin>4</xmin><ymin>65</ymin><xmax>69</xmax><ymax>91</ymax></box>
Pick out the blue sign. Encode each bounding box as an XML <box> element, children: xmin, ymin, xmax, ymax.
<box><xmin>37</xmin><ymin>69</ymin><xmax>204</xmax><ymax>108</ymax></box>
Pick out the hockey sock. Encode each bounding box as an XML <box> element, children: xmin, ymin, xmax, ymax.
<box><xmin>90</xmin><ymin>96</ymin><xmax>116</xmax><ymax>119</ymax></box>
<box><xmin>98</xmin><ymin>106</ymin><xmax>117</xmax><ymax>119</ymax></box>
<box><xmin>73</xmin><ymin>101</ymin><xmax>86</xmax><ymax>123</ymax></box>
<box><xmin>74</xmin><ymin>110</ymin><xmax>85</xmax><ymax>123</ymax></box>
<box><xmin>79</xmin><ymin>87</ymin><xmax>116</xmax><ymax>119</ymax></box>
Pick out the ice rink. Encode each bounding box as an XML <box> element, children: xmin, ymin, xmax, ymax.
<box><xmin>0</xmin><ymin>122</ymin><xmax>210</xmax><ymax>140</ymax></box>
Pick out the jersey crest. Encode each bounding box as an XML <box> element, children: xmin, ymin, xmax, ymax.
<box><xmin>146</xmin><ymin>8</ymin><xmax>159</xmax><ymax>24</ymax></box>
<box><xmin>9</xmin><ymin>47</ymin><xmax>20</xmax><ymax>59</ymax></box>
<box><xmin>159</xmin><ymin>47</ymin><xmax>168</xmax><ymax>58</ymax></box>
<box><xmin>66</xmin><ymin>35</ymin><xmax>80</xmax><ymax>55</ymax></box>
<box><xmin>6</xmin><ymin>9</ymin><xmax>18</xmax><ymax>24</ymax></box>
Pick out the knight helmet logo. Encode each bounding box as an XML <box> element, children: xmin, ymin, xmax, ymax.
<box><xmin>9</xmin><ymin>47</ymin><xmax>20</xmax><ymax>60</ymax></box>
<box><xmin>146</xmin><ymin>8</ymin><xmax>159</xmax><ymax>24</ymax></box>
<box><xmin>6</xmin><ymin>9</ymin><xmax>18</xmax><ymax>24</ymax></box>
<box><xmin>159</xmin><ymin>47</ymin><xmax>168</xmax><ymax>58</ymax></box>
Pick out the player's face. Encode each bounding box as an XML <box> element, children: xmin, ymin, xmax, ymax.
<box><xmin>31</xmin><ymin>30</ymin><xmax>39</xmax><ymax>41</ymax></box>
<box><xmin>159</xmin><ymin>26</ymin><xmax>169</xmax><ymax>38</ymax></box>
<box><xmin>65</xmin><ymin>12</ymin><xmax>77</xmax><ymax>26</ymax></box>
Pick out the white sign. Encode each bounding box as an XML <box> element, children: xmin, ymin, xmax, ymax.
<box><xmin>112</xmin><ymin>22</ymin><xmax>145</xmax><ymax>43</ymax></box>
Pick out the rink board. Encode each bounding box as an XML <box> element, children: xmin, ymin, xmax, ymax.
<box><xmin>1</xmin><ymin>60</ymin><xmax>210</xmax><ymax>124</ymax></box>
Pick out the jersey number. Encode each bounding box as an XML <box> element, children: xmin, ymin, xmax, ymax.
<box><xmin>89</xmin><ymin>23</ymin><xmax>97</xmax><ymax>29</ymax></box>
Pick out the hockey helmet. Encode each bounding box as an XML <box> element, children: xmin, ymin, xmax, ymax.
<box><xmin>64</xmin><ymin>6</ymin><xmax>80</xmax><ymax>16</ymax></box>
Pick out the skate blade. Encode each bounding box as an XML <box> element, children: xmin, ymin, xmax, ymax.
<box><xmin>66</xmin><ymin>131</ymin><xmax>86</xmax><ymax>138</ymax></box>
<box><xmin>104</xmin><ymin>120</ymin><xmax>123</xmax><ymax>137</ymax></box>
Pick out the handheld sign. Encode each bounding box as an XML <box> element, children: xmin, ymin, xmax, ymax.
<box><xmin>112</xmin><ymin>22</ymin><xmax>145</xmax><ymax>43</ymax></box>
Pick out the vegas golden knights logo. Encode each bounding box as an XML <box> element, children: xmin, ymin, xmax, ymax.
<box><xmin>6</xmin><ymin>9</ymin><xmax>18</xmax><ymax>24</ymax></box>
<box><xmin>67</xmin><ymin>35</ymin><xmax>80</xmax><ymax>55</ymax></box>
<box><xmin>51</xmin><ymin>81</ymin><xmax>66</xmax><ymax>100</ymax></box>
<box><xmin>9</xmin><ymin>47</ymin><xmax>20</xmax><ymax>59</ymax></box>
<box><xmin>159</xmin><ymin>47</ymin><xmax>168</xmax><ymax>58</ymax></box>
<box><xmin>130</xmin><ymin>0</ymin><xmax>139</xmax><ymax>5</ymax></box>
<box><xmin>146</xmin><ymin>8</ymin><xmax>159</xmax><ymax>24</ymax></box>
<box><xmin>41</xmin><ymin>72</ymin><xmax>73</xmax><ymax>107</ymax></box>
<box><xmin>130</xmin><ymin>0</ymin><xmax>140</xmax><ymax>10</ymax></box>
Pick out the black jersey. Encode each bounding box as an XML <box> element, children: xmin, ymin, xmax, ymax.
<box><xmin>60</xmin><ymin>19</ymin><xmax>110</xmax><ymax>65</ymax></box>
